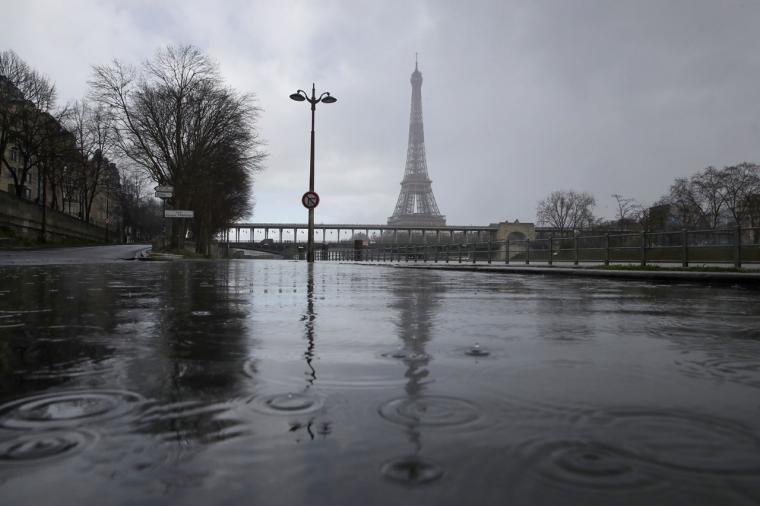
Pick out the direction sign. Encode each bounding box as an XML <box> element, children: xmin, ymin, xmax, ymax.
<box><xmin>155</xmin><ymin>191</ymin><xmax>173</xmax><ymax>199</ymax></box>
<box><xmin>302</xmin><ymin>191</ymin><xmax>320</xmax><ymax>209</ymax></box>
<box><xmin>165</xmin><ymin>210</ymin><xmax>194</xmax><ymax>218</ymax></box>
<box><xmin>155</xmin><ymin>185</ymin><xmax>174</xmax><ymax>192</ymax></box>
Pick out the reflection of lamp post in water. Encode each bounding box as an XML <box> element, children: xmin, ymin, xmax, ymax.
<box><xmin>303</xmin><ymin>263</ymin><xmax>317</xmax><ymax>386</ymax></box>
<box><xmin>290</xmin><ymin>263</ymin><xmax>330</xmax><ymax>441</ymax></box>
<box><xmin>289</xmin><ymin>84</ymin><xmax>337</xmax><ymax>263</ymax></box>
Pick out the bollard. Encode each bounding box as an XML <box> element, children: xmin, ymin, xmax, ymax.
<box><xmin>640</xmin><ymin>232</ymin><xmax>647</xmax><ymax>267</ymax></box>
<box><xmin>458</xmin><ymin>243</ymin><xmax>462</xmax><ymax>263</ymax></box>
<box><xmin>505</xmin><ymin>240</ymin><xmax>510</xmax><ymax>264</ymax></box>
<box><xmin>548</xmin><ymin>235</ymin><xmax>553</xmax><ymax>266</ymax></box>
<box><xmin>735</xmin><ymin>226</ymin><xmax>742</xmax><ymax>269</ymax></box>
<box><xmin>605</xmin><ymin>233</ymin><xmax>610</xmax><ymax>266</ymax></box>
<box><xmin>488</xmin><ymin>239</ymin><xmax>492</xmax><ymax>264</ymax></box>
<box><xmin>526</xmin><ymin>240</ymin><xmax>530</xmax><ymax>264</ymax></box>
<box><xmin>574</xmin><ymin>235</ymin><xmax>579</xmax><ymax>266</ymax></box>
<box><xmin>472</xmin><ymin>242</ymin><xmax>476</xmax><ymax>264</ymax></box>
<box><xmin>682</xmin><ymin>229</ymin><xmax>688</xmax><ymax>268</ymax></box>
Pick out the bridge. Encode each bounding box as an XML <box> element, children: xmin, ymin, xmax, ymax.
<box><xmin>221</xmin><ymin>221</ymin><xmax>537</xmax><ymax>246</ymax></box>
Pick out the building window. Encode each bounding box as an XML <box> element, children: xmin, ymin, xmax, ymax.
<box><xmin>10</xmin><ymin>148</ymin><xmax>17</xmax><ymax>162</ymax></box>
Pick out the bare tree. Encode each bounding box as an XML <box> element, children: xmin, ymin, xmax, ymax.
<box><xmin>65</xmin><ymin>100</ymin><xmax>115</xmax><ymax>223</ymax></box>
<box><xmin>611</xmin><ymin>194</ymin><xmax>642</xmax><ymax>226</ymax></box>
<box><xmin>0</xmin><ymin>50</ymin><xmax>63</xmax><ymax>198</ymax></box>
<box><xmin>664</xmin><ymin>177</ymin><xmax>704</xmax><ymax>228</ymax></box>
<box><xmin>89</xmin><ymin>44</ymin><xmax>265</xmax><ymax>250</ymax></box>
<box><xmin>0</xmin><ymin>50</ymin><xmax>31</xmax><ymax>186</ymax></box>
<box><xmin>536</xmin><ymin>190</ymin><xmax>596</xmax><ymax>231</ymax></box>
<box><xmin>689</xmin><ymin>166</ymin><xmax>727</xmax><ymax>229</ymax></box>
<box><xmin>720</xmin><ymin>162</ymin><xmax>760</xmax><ymax>227</ymax></box>
<box><xmin>631</xmin><ymin>197</ymin><xmax>669</xmax><ymax>232</ymax></box>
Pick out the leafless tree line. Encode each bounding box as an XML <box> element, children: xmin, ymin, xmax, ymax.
<box><xmin>90</xmin><ymin>44</ymin><xmax>266</xmax><ymax>253</ymax></box>
<box><xmin>1</xmin><ymin>46</ymin><xmax>266</xmax><ymax>251</ymax></box>
<box><xmin>537</xmin><ymin>164</ymin><xmax>760</xmax><ymax>233</ymax></box>
<box><xmin>662</xmin><ymin>163</ymin><xmax>760</xmax><ymax>230</ymax></box>
<box><xmin>536</xmin><ymin>190</ymin><xmax>596</xmax><ymax>232</ymax></box>
<box><xmin>0</xmin><ymin>50</ymin><xmax>120</xmax><ymax>230</ymax></box>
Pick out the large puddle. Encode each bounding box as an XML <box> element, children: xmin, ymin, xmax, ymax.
<box><xmin>0</xmin><ymin>260</ymin><xmax>759</xmax><ymax>505</ymax></box>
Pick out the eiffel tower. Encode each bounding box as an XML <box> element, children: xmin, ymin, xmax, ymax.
<box><xmin>388</xmin><ymin>57</ymin><xmax>446</xmax><ymax>227</ymax></box>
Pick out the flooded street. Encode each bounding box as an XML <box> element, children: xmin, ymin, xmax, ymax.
<box><xmin>1</xmin><ymin>259</ymin><xmax>759</xmax><ymax>505</ymax></box>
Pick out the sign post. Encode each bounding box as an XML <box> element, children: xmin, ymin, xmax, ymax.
<box><xmin>302</xmin><ymin>191</ymin><xmax>320</xmax><ymax>261</ymax></box>
<box><xmin>155</xmin><ymin>186</ymin><xmax>175</xmax><ymax>248</ymax></box>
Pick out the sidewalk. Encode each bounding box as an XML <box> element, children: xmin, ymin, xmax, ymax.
<box><xmin>352</xmin><ymin>261</ymin><xmax>760</xmax><ymax>285</ymax></box>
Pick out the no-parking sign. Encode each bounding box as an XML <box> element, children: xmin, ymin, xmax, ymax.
<box><xmin>302</xmin><ymin>191</ymin><xmax>320</xmax><ymax>209</ymax></box>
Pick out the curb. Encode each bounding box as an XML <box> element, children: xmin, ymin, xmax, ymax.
<box><xmin>349</xmin><ymin>262</ymin><xmax>760</xmax><ymax>286</ymax></box>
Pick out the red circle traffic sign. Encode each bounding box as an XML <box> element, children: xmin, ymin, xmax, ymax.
<box><xmin>302</xmin><ymin>191</ymin><xmax>320</xmax><ymax>209</ymax></box>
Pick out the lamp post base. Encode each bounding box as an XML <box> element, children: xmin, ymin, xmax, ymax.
<box><xmin>307</xmin><ymin>208</ymin><xmax>315</xmax><ymax>262</ymax></box>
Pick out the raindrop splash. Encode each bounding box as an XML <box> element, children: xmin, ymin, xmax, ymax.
<box><xmin>465</xmin><ymin>343</ymin><xmax>490</xmax><ymax>357</ymax></box>
<box><xmin>378</xmin><ymin>396</ymin><xmax>481</xmax><ymax>428</ymax></box>
<box><xmin>381</xmin><ymin>456</ymin><xmax>443</xmax><ymax>485</ymax></box>
<box><xmin>250</xmin><ymin>392</ymin><xmax>324</xmax><ymax>415</ymax></box>
<box><xmin>0</xmin><ymin>390</ymin><xmax>144</xmax><ymax>430</ymax></box>
<box><xmin>0</xmin><ymin>430</ymin><xmax>97</xmax><ymax>465</ymax></box>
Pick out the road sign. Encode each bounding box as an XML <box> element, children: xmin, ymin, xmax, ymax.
<box><xmin>302</xmin><ymin>191</ymin><xmax>320</xmax><ymax>209</ymax></box>
<box><xmin>165</xmin><ymin>210</ymin><xmax>194</xmax><ymax>218</ymax></box>
<box><xmin>155</xmin><ymin>185</ymin><xmax>174</xmax><ymax>192</ymax></box>
<box><xmin>155</xmin><ymin>191</ymin><xmax>173</xmax><ymax>199</ymax></box>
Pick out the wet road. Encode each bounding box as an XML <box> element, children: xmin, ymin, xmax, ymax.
<box><xmin>0</xmin><ymin>244</ymin><xmax>149</xmax><ymax>265</ymax></box>
<box><xmin>0</xmin><ymin>259</ymin><xmax>759</xmax><ymax>505</ymax></box>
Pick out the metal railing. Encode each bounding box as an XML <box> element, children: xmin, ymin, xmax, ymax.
<box><xmin>324</xmin><ymin>226</ymin><xmax>760</xmax><ymax>268</ymax></box>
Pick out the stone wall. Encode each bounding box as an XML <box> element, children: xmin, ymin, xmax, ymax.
<box><xmin>0</xmin><ymin>191</ymin><xmax>111</xmax><ymax>243</ymax></box>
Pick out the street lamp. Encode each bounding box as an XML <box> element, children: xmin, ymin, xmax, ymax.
<box><xmin>290</xmin><ymin>83</ymin><xmax>337</xmax><ymax>262</ymax></box>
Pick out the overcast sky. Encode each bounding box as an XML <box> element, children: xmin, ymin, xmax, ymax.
<box><xmin>4</xmin><ymin>0</ymin><xmax>760</xmax><ymax>225</ymax></box>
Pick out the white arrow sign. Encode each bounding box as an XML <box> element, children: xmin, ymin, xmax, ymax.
<box><xmin>155</xmin><ymin>185</ymin><xmax>174</xmax><ymax>192</ymax></box>
<box><xmin>165</xmin><ymin>210</ymin><xmax>194</xmax><ymax>218</ymax></box>
<box><xmin>155</xmin><ymin>191</ymin><xmax>173</xmax><ymax>199</ymax></box>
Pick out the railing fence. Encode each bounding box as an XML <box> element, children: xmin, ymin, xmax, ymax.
<box><xmin>317</xmin><ymin>226</ymin><xmax>760</xmax><ymax>268</ymax></box>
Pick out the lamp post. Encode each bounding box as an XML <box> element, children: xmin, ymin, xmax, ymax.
<box><xmin>290</xmin><ymin>84</ymin><xmax>337</xmax><ymax>262</ymax></box>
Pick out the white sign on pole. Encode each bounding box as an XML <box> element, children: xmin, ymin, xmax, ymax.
<box><xmin>165</xmin><ymin>210</ymin><xmax>194</xmax><ymax>218</ymax></box>
<box><xmin>155</xmin><ymin>185</ymin><xmax>174</xmax><ymax>192</ymax></box>
<box><xmin>155</xmin><ymin>191</ymin><xmax>173</xmax><ymax>199</ymax></box>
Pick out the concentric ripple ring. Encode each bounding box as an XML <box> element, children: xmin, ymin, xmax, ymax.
<box><xmin>378</xmin><ymin>396</ymin><xmax>481</xmax><ymax>428</ymax></box>
<box><xmin>0</xmin><ymin>429</ymin><xmax>97</xmax><ymax>465</ymax></box>
<box><xmin>0</xmin><ymin>390</ymin><xmax>144</xmax><ymax>430</ymax></box>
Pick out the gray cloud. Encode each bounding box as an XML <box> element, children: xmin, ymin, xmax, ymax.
<box><xmin>4</xmin><ymin>0</ymin><xmax>760</xmax><ymax>224</ymax></box>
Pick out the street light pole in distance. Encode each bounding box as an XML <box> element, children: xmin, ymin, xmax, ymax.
<box><xmin>290</xmin><ymin>83</ymin><xmax>337</xmax><ymax>263</ymax></box>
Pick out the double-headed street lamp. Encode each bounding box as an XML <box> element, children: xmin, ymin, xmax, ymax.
<box><xmin>290</xmin><ymin>84</ymin><xmax>337</xmax><ymax>262</ymax></box>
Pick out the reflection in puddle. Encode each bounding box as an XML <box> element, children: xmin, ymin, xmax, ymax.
<box><xmin>0</xmin><ymin>261</ymin><xmax>759</xmax><ymax>504</ymax></box>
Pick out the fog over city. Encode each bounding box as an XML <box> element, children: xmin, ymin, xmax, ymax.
<box><xmin>4</xmin><ymin>0</ymin><xmax>760</xmax><ymax>225</ymax></box>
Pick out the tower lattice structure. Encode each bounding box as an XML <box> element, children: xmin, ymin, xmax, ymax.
<box><xmin>388</xmin><ymin>58</ymin><xmax>446</xmax><ymax>227</ymax></box>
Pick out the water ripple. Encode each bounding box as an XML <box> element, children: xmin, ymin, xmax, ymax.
<box><xmin>600</xmin><ymin>409</ymin><xmax>760</xmax><ymax>475</ymax></box>
<box><xmin>250</xmin><ymin>392</ymin><xmax>325</xmax><ymax>415</ymax></box>
<box><xmin>677</xmin><ymin>356</ymin><xmax>760</xmax><ymax>388</ymax></box>
<box><xmin>0</xmin><ymin>390</ymin><xmax>144</xmax><ymax>430</ymax></box>
<box><xmin>517</xmin><ymin>439</ymin><xmax>660</xmax><ymax>491</ymax></box>
<box><xmin>380</xmin><ymin>455</ymin><xmax>443</xmax><ymax>485</ymax></box>
<box><xmin>378</xmin><ymin>396</ymin><xmax>481</xmax><ymax>428</ymax></box>
<box><xmin>0</xmin><ymin>429</ymin><xmax>97</xmax><ymax>465</ymax></box>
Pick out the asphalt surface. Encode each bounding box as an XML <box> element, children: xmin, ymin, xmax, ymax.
<box><xmin>0</xmin><ymin>244</ymin><xmax>150</xmax><ymax>265</ymax></box>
